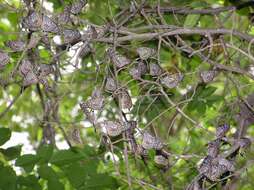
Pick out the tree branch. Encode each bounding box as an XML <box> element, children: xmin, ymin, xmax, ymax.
<box><xmin>96</xmin><ymin>28</ymin><xmax>254</xmax><ymax>43</ymax></box>
<box><xmin>144</xmin><ymin>5</ymin><xmax>236</xmax><ymax>15</ymax></box>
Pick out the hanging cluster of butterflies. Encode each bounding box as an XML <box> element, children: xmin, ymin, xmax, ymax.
<box><xmin>79</xmin><ymin>46</ymin><xmax>183</xmax><ymax>169</ymax></box>
<box><xmin>77</xmin><ymin>31</ymin><xmax>220</xmax><ymax>167</ymax></box>
<box><xmin>0</xmin><ymin>0</ymin><xmax>223</xmax><ymax>170</ymax></box>
<box><xmin>80</xmin><ymin>95</ymin><xmax>169</xmax><ymax>168</ymax></box>
<box><xmin>188</xmin><ymin>124</ymin><xmax>251</xmax><ymax>189</ymax></box>
<box><xmin>0</xmin><ymin>0</ymin><xmax>89</xmax><ymax>88</ymax></box>
<box><xmin>107</xmin><ymin>46</ymin><xmax>184</xmax><ymax>88</ymax></box>
<box><xmin>0</xmin><ymin>0</ymin><xmax>220</xmax><ymax>89</ymax></box>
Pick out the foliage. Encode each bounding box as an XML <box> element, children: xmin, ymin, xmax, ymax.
<box><xmin>0</xmin><ymin>0</ymin><xmax>254</xmax><ymax>189</ymax></box>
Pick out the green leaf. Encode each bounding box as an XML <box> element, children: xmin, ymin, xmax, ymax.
<box><xmin>15</xmin><ymin>154</ymin><xmax>40</xmax><ymax>172</ymax></box>
<box><xmin>47</xmin><ymin>179</ymin><xmax>64</xmax><ymax>190</ymax></box>
<box><xmin>62</xmin><ymin>157</ymin><xmax>99</xmax><ymax>188</ymax></box>
<box><xmin>50</xmin><ymin>148</ymin><xmax>84</xmax><ymax>166</ymax></box>
<box><xmin>17</xmin><ymin>175</ymin><xmax>41</xmax><ymax>190</ymax></box>
<box><xmin>0</xmin><ymin>145</ymin><xmax>22</xmax><ymax>160</ymax></box>
<box><xmin>190</xmin><ymin>1</ymin><xmax>207</xmax><ymax>7</ymax></box>
<box><xmin>196</xmin><ymin>102</ymin><xmax>206</xmax><ymax>115</ymax></box>
<box><xmin>37</xmin><ymin>165</ymin><xmax>58</xmax><ymax>181</ymax></box>
<box><xmin>187</xmin><ymin>98</ymin><xmax>199</xmax><ymax>111</ymax></box>
<box><xmin>38</xmin><ymin>165</ymin><xmax>64</xmax><ymax>190</ymax></box>
<box><xmin>63</xmin><ymin>162</ymin><xmax>88</xmax><ymax>188</ymax></box>
<box><xmin>199</xmin><ymin>86</ymin><xmax>217</xmax><ymax>98</ymax></box>
<box><xmin>7</xmin><ymin>13</ymin><xmax>18</xmax><ymax>27</ymax></box>
<box><xmin>0</xmin><ymin>165</ymin><xmax>17</xmax><ymax>190</ymax></box>
<box><xmin>0</xmin><ymin>128</ymin><xmax>11</xmax><ymax>146</ymax></box>
<box><xmin>206</xmin><ymin>95</ymin><xmax>224</xmax><ymax>107</ymax></box>
<box><xmin>82</xmin><ymin>145</ymin><xmax>96</xmax><ymax>157</ymax></box>
<box><xmin>39</xmin><ymin>48</ymin><xmax>51</xmax><ymax>60</ymax></box>
<box><xmin>206</xmin><ymin>95</ymin><xmax>224</xmax><ymax>102</ymax></box>
<box><xmin>184</xmin><ymin>14</ymin><xmax>200</xmax><ymax>27</ymax></box>
<box><xmin>15</xmin><ymin>154</ymin><xmax>39</xmax><ymax>166</ymax></box>
<box><xmin>37</xmin><ymin>144</ymin><xmax>53</xmax><ymax>164</ymax></box>
<box><xmin>84</xmin><ymin>174</ymin><xmax>118</xmax><ymax>190</ymax></box>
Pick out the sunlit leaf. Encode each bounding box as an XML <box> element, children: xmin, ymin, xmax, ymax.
<box><xmin>184</xmin><ymin>14</ymin><xmax>200</xmax><ymax>27</ymax></box>
<box><xmin>0</xmin><ymin>145</ymin><xmax>22</xmax><ymax>160</ymax></box>
<box><xmin>0</xmin><ymin>128</ymin><xmax>11</xmax><ymax>146</ymax></box>
<box><xmin>15</xmin><ymin>154</ymin><xmax>40</xmax><ymax>172</ymax></box>
<box><xmin>37</xmin><ymin>144</ymin><xmax>54</xmax><ymax>164</ymax></box>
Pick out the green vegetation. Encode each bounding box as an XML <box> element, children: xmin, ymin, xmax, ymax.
<box><xmin>0</xmin><ymin>0</ymin><xmax>254</xmax><ymax>189</ymax></box>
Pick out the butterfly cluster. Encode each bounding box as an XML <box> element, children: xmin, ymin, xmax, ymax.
<box><xmin>108</xmin><ymin>46</ymin><xmax>184</xmax><ymax>92</ymax></box>
<box><xmin>107</xmin><ymin>48</ymin><xmax>131</xmax><ymax>68</ymax></box>
<box><xmin>197</xmin><ymin>123</ymin><xmax>251</xmax><ymax>183</ymax></box>
<box><xmin>0</xmin><ymin>51</ymin><xmax>10</xmax><ymax>69</ymax></box>
<box><xmin>19</xmin><ymin>59</ymin><xmax>54</xmax><ymax>87</ymax></box>
<box><xmin>141</xmin><ymin>131</ymin><xmax>164</xmax><ymax>150</ymax></box>
<box><xmin>136</xmin><ymin>47</ymin><xmax>156</xmax><ymax>60</ymax></box>
<box><xmin>200</xmin><ymin>70</ymin><xmax>217</xmax><ymax>83</ymax></box>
